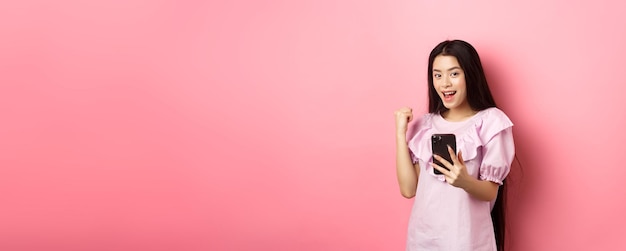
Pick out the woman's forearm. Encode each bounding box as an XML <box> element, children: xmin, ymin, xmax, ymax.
<box><xmin>396</xmin><ymin>133</ymin><xmax>419</xmax><ymax>198</ymax></box>
<box><xmin>461</xmin><ymin>178</ymin><xmax>499</xmax><ymax>201</ymax></box>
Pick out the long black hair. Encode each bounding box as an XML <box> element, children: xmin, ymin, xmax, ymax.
<box><xmin>427</xmin><ymin>40</ymin><xmax>507</xmax><ymax>251</ymax></box>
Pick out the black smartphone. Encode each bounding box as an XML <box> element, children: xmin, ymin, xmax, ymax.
<box><xmin>431</xmin><ymin>134</ymin><xmax>456</xmax><ymax>175</ymax></box>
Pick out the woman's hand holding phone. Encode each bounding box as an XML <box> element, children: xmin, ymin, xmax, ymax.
<box><xmin>430</xmin><ymin>146</ymin><xmax>473</xmax><ymax>189</ymax></box>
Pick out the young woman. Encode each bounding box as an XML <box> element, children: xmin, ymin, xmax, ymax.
<box><xmin>394</xmin><ymin>40</ymin><xmax>514</xmax><ymax>251</ymax></box>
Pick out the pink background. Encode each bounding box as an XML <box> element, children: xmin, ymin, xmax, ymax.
<box><xmin>1</xmin><ymin>1</ymin><xmax>625</xmax><ymax>250</ymax></box>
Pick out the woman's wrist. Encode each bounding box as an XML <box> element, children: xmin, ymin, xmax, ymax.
<box><xmin>396</xmin><ymin>131</ymin><xmax>407</xmax><ymax>141</ymax></box>
<box><xmin>459</xmin><ymin>176</ymin><xmax>477</xmax><ymax>191</ymax></box>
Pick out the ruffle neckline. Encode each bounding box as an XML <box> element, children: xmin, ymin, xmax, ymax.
<box><xmin>407</xmin><ymin>108</ymin><xmax>511</xmax><ymax>181</ymax></box>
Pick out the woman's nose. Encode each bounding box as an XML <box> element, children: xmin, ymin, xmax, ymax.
<box><xmin>442</xmin><ymin>79</ymin><xmax>452</xmax><ymax>87</ymax></box>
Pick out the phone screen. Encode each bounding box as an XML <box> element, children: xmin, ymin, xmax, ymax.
<box><xmin>431</xmin><ymin>134</ymin><xmax>456</xmax><ymax>175</ymax></box>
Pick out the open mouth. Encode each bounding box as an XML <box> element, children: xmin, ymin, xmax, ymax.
<box><xmin>442</xmin><ymin>91</ymin><xmax>456</xmax><ymax>98</ymax></box>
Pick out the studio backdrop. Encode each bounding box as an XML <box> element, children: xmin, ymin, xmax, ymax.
<box><xmin>1</xmin><ymin>1</ymin><xmax>625</xmax><ymax>250</ymax></box>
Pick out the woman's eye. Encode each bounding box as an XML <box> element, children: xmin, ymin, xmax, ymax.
<box><xmin>451</xmin><ymin>72</ymin><xmax>459</xmax><ymax>77</ymax></box>
<box><xmin>434</xmin><ymin>74</ymin><xmax>441</xmax><ymax>78</ymax></box>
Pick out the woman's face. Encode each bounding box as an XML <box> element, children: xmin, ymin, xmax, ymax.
<box><xmin>432</xmin><ymin>55</ymin><xmax>469</xmax><ymax>111</ymax></box>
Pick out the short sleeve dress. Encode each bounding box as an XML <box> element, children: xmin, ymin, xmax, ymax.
<box><xmin>405</xmin><ymin>107</ymin><xmax>515</xmax><ymax>251</ymax></box>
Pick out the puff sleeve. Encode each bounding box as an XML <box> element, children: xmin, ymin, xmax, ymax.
<box><xmin>407</xmin><ymin>114</ymin><xmax>435</xmax><ymax>165</ymax></box>
<box><xmin>479</xmin><ymin>126</ymin><xmax>515</xmax><ymax>185</ymax></box>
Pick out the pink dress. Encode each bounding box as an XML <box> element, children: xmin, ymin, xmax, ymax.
<box><xmin>406</xmin><ymin>107</ymin><xmax>515</xmax><ymax>251</ymax></box>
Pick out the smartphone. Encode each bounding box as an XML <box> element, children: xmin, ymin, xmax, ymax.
<box><xmin>431</xmin><ymin>134</ymin><xmax>456</xmax><ymax>175</ymax></box>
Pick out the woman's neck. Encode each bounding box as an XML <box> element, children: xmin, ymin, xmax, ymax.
<box><xmin>442</xmin><ymin>106</ymin><xmax>477</xmax><ymax>122</ymax></box>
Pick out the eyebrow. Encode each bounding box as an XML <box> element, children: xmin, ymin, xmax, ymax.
<box><xmin>433</xmin><ymin>66</ymin><xmax>462</xmax><ymax>72</ymax></box>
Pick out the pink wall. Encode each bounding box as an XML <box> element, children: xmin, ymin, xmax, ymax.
<box><xmin>1</xmin><ymin>1</ymin><xmax>625</xmax><ymax>250</ymax></box>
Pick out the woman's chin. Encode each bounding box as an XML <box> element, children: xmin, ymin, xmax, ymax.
<box><xmin>442</xmin><ymin>102</ymin><xmax>455</xmax><ymax>109</ymax></box>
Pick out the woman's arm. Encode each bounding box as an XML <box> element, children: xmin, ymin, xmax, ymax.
<box><xmin>396</xmin><ymin>132</ymin><xmax>420</xmax><ymax>198</ymax></box>
<box><xmin>394</xmin><ymin>107</ymin><xmax>419</xmax><ymax>198</ymax></box>
<box><xmin>459</xmin><ymin>178</ymin><xmax>499</xmax><ymax>201</ymax></box>
<box><xmin>430</xmin><ymin>150</ymin><xmax>499</xmax><ymax>201</ymax></box>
